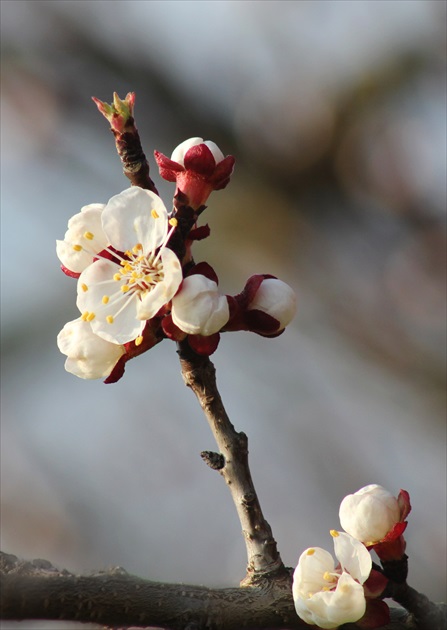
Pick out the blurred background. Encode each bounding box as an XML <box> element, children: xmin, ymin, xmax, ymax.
<box><xmin>1</xmin><ymin>1</ymin><xmax>446</xmax><ymax>628</ymax></box>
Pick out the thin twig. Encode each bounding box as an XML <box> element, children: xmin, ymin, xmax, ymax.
<box><xmin>177</xmin><ymin>340</ymin><xmax>288</xmax><ymax>585</ymax></box>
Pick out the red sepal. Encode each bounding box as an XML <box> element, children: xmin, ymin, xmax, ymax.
<box><xmin>153</xmin><ymin>151</ymin><xmax>184</xmax><ymax>181</ymax></box>
<box><xmin>104</xmin><ymin>321</ymin><xmax>162</xmax><ymax>384</ymax></box>
<box><xmin>188</xmin><ymin>333</ymin><xmax>220</xmax><ymax>355</ymax></box>
<box><xmin>363</xmin><ymin>570</ymin><xmax>388</xmax><ymax>599</ymax></box>
<box><xmin>184</xmin><ymin>144</ymin><xmax>218</xmax><ymax>177</ymax></box>
<box><xmin>356</xmin><ymin>600</ymin><xmax>390</xmax><ymax>628</ymax></box>
<box><xmin>61</xmin><ymin>264</ymin><xmax>80</xmax><ymax>279</ymax></box>
<box><xmin>187</xmin><ymin>262</ymin><xmax>219</xmax><ymax>284</ymax></box>
<box><xmin>188</xmin><ymin>225</ymin><xmax>211</xmax><ymax>241</ymax></box>
<box><xmin>398</xmin><ymin>489</ymin><xmax>411</xmax><ymax>521</ymax></box>
<box><xmin>161</xmin><ymin>315</ymin><xmax>187</xmax><ymax>341</ymax></box>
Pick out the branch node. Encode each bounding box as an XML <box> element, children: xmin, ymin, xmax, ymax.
<box><xmin>201</xmin><ymin>450</ymin><xmax>225</xmax><ymax>470</ymax></box>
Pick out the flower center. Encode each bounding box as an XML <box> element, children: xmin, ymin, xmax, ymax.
<box><xmin>116</xmin><ymin>245</ymin><xmax>165</xmax><ymax>296</ymax></box>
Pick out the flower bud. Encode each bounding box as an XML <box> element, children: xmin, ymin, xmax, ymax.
<box><xmin>225</xmin><ymin>275</ymin><xmax>296</xmax><ymax>336</ymax></box>
<box><xmin>247</xmin><ymin>277</ymin><xmax>296</xmax><ymax>332</ymax></box>
<box><xmin>154</xmin><ymin>137</ymin><xmax>235</xmax><ymax>209</ymax></box>
<box><xmin>171</xmin><ymin>274</ymin><xmax>230</xmax><ymax>336</ymax></box>
<box><xmin>339</xmin><ymin>485</ymin><xmax>411</xmax><ymax>562</ymax></box>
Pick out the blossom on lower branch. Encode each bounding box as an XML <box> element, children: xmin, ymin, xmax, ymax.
<box><xmin>293</xmin><ymin>531</ymin><xmax>372</xmax><ymax>629</ymax></box>
<box><xmin>339</xmin><ymin>484</ymin><xmax>411</xmax><ymax>561</ymax></box>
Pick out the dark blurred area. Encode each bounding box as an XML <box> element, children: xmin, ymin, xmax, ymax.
<box><xmin>1</xmin><ymin>2</ymin><xmax>446</xmax><ymax>628</ymax></box>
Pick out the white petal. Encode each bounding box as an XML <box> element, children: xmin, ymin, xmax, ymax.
<box><xmin>137</xmin><ymin>247</ymin><xmax>183</xmax><ymax>320</ymax></box>
<box><xmin>339</xmin><ymin>485</ymin><xmax>400</xmax><ymax>543</ymax></box>
<box><xmin>56</xmin><ymin>240</ymin><xmax>95</xmax><ymax>274</ymax></box>
<box><xmin>77</xmin><ymin>260</ymin><xmax>144</xmax><ymax>344</ymax></box>
<box><xmin>294</xmin><ymin>571</ymin><xmax>366</xmax><ymax>629</ymax></box>
<box><xmin>56</xmin><ymin>205</ymin><xmax>108</xmax><ymax>273</ymax></box>
<box><xmin>333</xmin><ymin>532</ymin><xmax>371</xmax><ymax>584</ymax></box>
<box><xmin>171</xmin><ymin>274</ymin><xmax>229</xmax><ymax>336</ymax></box>
<box><xmin>293</xmin><ymin>548</ymin><xmax>335</xmax><ymax>598</ymax></box>
<box><xmin>102</xmin><ymin>187</ymin><xmax>168</xmax><ymax>254</ymax></box>
<box><xmin>57</xmin><ymin>318</ymin><xmax>124</xmax><ymax>379</ymax></box>
<box><xmin>171</xmin><ymin>137</ymin><xmax>203</xmax><ymax>165</ymax></box>
<box><xmin>203</xmin><ymin>140</ymin><xmax>224</xmax><ymax>164</ymax></box>
<box><xmin>323</xmin><ymin>572</ymin><xmax>366</xmax><ymax>626</ymax></box>
<box><xmin>248</xmin><ymin>278</ymin><xmax>297</xmax><ymax>329</ymax></box>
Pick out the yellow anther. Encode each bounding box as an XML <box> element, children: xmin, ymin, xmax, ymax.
<box><xmin>323</xmin><ymin>571</ymin><xmax>335</xmax><ymax>582</ymax></box>
<box><xmin>144</xmin><ymin>274</ymin><xmax>152</xmax><ymax>283</ymax></box>
<box><xmin>306</xmin><ymin>548</ymin><xmax>315</xmax><ymax>556</ymax></box>
<box><xmin>131</xmin><ymin>271</ymin><xmax>140</xmax><ymax>278</ymax></box>
<box><xmin>121</xmin><ymin>284</ymin><xmax>130</xmax><ymax>293</ymax></box>
<box><xmin>102</xmin><ymin>295</ymin><xmax>109</xmax><ymax>304</ymax></box>
<box><xmin>106</xmin><ymin>315</ymin><xmax>114</xmax><ymax>324</ymax></box>
<box><xmin>81</xmin><ymin>283</ymin><xmax>88</xmax><ymax>292</ymax></box>
<box><xmin>123</xmin><ymin>263</ymin><xmax>132</xmax><ymax>273</ymax></box>
<box><xmin>322</xmin><ymin>586</ymin><xmax>330</xmax><ymax>592</ymax></box>
<box><xmin>81</xmin><ymin>311</ymin><xmax>89</xmax><ymax>321</ymax></box>
<box><xmin>135</xmin><ymin>336</ymin><xmax>143</xmax><ymax>346</ymax></box>
<box><xmin>169</xmin><ymin>217</ymin><xmax>178</xmax><ymax>227</ymax></box>
<box><xmin>151</xmin><ymin>209</ymin><xmax>159</xmax><ymax>219</ymax></box>
<box><xmin>124</xmin><ymin>250</ymin><xmax>132</xmax><ymax>257</ymax></box>
<box><xmin>330</xmin><ymin>530</ymin><xmax>339</xmax><ymax>538</ymax></box>
<box><xmin>113</xmin><ymin>273</ymin><xmax>121</xmax><ymax>281</ymax></box>
<box><xmin>83</xmin><ymin>231</ymin><xmax>94</xmax><ymax>240</ymax></box>
<box><xmin>73</xmin><ymin>244</ymin><xmax>82</xmax><ymax>252</ymax></box>
<box><xmin>87</xmin><ymin>312</ymin><xmax>96</xmax><ymax>322</ymax></box>
<box><xmin>133</xmin><ymin>243</ymin><xmax>143</xmax><ymax>254</ymax></box>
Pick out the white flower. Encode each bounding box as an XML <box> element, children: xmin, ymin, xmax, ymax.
<box><xmin>57</xmin><ymin>318</ymin><xmax>125</xmax><ymax>379</ymax></box>
<box><xmin>76</xmin><ymin>187</ymin><xmax>182</xmax><ymax>345</ymax></box>
<box><xmin>56</xmin><ymin>203</ymin><xmax>109</xmax><ymax>273</ymax></box>
<box><xmin>292</xmin><ymin>531</ymin><xmax>371</xmax><ymax>629</ymax></box>
<box><xmin>171</xmin><ymin>137</ymin><xmax>225</xmax><ymax>165</ymax></box>
<box><xmin>171</xmin><ymin>274</ymin><xmax>229</xmax><ymax>336</ymax></box>
<box><xmin>248</xmin><ymin>278</ymin><xmax>296</xmax><ymax>331</ymax></box>
<box><xmin>339</xmin><ymin>484</ymin><xmax>401</xmax><ymax>544</ymax></box>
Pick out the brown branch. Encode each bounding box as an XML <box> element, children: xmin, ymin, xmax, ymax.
<box><xmin>176</xmin><ymin>340</ymin><xmax>291</xmax><ymax>585</ymax></box>
<box><xmin>3</xmin><ymin>552</ymin><xmax>444</xmax><ymax>630</ymax></box>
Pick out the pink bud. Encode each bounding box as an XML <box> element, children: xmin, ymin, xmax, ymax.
<box><xmin>154</xmin><ymin>137</ymin><xmax>235</xmax><ymax>209</ymax></box>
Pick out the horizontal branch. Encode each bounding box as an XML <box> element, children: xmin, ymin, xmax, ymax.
<box><xmin>2</xmin><ymin>552</ymin><xmax>444</xmax><ymax>630</ymax></box>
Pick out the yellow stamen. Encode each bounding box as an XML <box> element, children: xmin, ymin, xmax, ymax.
<box><xmin>121</xmin><ymin>284</ymin><xmax>130</xmax><ymax>293</ymax></box>
<box><xmin>124</xmin><ymin>250</ymin><xmax>132</xmax><ymax>257</ymax></box>
<box><xmin>306</xmin><ymin>548</ymin><xmax>315</xmax><ymax>556</ymax></box>
<box><xmin>83</xmin><ymin>231</ymin><xmax>94</xmax><ymax>240</ymax></box>
<box><xmin>330</xmin><ymin>530</ymin><xmax>339</xmax><ymax>538</ymax></box>
<box><xmin>323</xmin><ymin>571</ymin><xmax>335</xmax><ymax>582</ymax></box>
<box><xmin>144</xmin><ymin>274</ymin><xmax>152</xmax><ymax>283</ymax></box>
<box><xmin>169</xmin><ymin>217</ymin><xmax>178</xmax><ymax>227</ymax></box>
<box><xmin>133</xmin><ymin>243</ymin><xmax>143</xmax><ymax>253</ymax></box>
<box><xmin>73</xmin><ymin>244</ymin><xmax>82</xmax><ymax>252</ymax></box>
<box><xmin>87</xmin><ymin>312</ymin><xmax>95</xmax><ymax>322</ymax></box>
<box><xmin>151</xmin><ymin>209</ymin><xmax>159</xmax><ymax>219</ymax></box>
<box><xmin>81</xmin><ymin>283</ymin><xmax>88</xmax><ymax>292</ymax></box>
<box><xmin>113</xmin><ymin>273</ymin><xmax>122</xmax><ymax>281</ymax></box>
<box><xmin>106</xmin><ymin>315</ymin><xmax>114</xmax><ymax>324</ymax></box>
<box><xmin>102</xmin><ymin>295</ymin><xmax>109</xmax><ymax>304</ymax></box>
<box><xmin>135</xmin><ymin>336</ymin><xmax>143</xmax><ymax>346</ymax></box>
<box><xmin>81</xmin><ymin>311</ymin><xmax>89</xmax><ymax>321</ymax></box>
